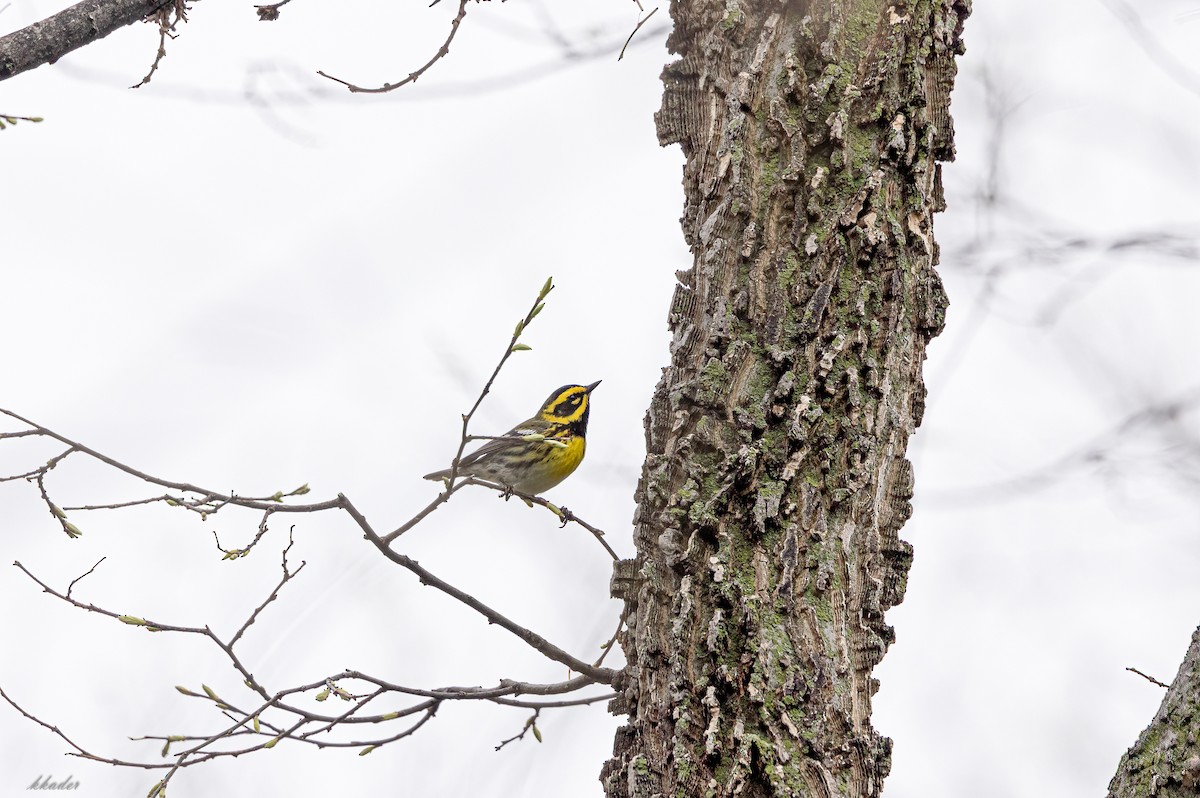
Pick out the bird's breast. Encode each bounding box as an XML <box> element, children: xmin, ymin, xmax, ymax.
<box><xmin>516</xmin><ymin>434</ymin><xmax>586</xmax><ymax>494</ymax></box>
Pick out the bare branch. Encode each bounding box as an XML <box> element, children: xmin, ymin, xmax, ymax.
<box><xmin>66</xmin><ymin>557</ymin><xmax>106</xmax><ymax>599</ymax></box>
<box><xmin>0</xmin><ymin>282</ymin><xmax>623</xmax><ymax>790</ymax></box>
<box><xmin>1126</xmin><ymin>667</ymin><xmax>1170</xmax><ymax>689</ymax></box>
<box><xmin>458</xmin><ymin>476</ymin><xmax>619</xmax><ymax>561</ymax></box>
<box><xmin>0</xmin><ymin>686</ymin><xmax>109</xmax><ymax>762</ymax></box>
<box><xmin>230</xmin><ymin>529</ymin><xmax>304</xmax><ymax>647</ymax></box>
<box><xmin>0</xmin><ymin>0</ymin><xmax>172</xmax><ymax>83</ymax></box>
<box><xmin>339</xmin><ymin>493</ymin><xmax>617</xmax><ymax>685</ymax></box>
<box><xmin>489</xmin><ymin>692</ymin><xmax>616</xmax><ymax>709</ymax></box>
<box><xmin>0</xmin><ymin>429</ymin><xmax>40</xmax><ymax>439</ymax></box>
<box><xmin>592</xmin><ymin>611</ymin><xmax>626</xmax><ymax>669</ymax></box>
<box><xmin>0</xmin><ymin>406</ymin><xmax>340</xmax><ymax>516</ymax></box>
<box><xmin>305</xmin><ymin>671</ymin><xmax>602</xmax><ymax>704</ymax></box>
<box><xmin>29</xmin><ymin>454</ymin><xmax>82</xmax><ymax>537</ymax></box>
<box><xmin>3</xmin><ymin>465</ymin><xmax>614</xmax><ymax>694</ymax></box>
<box><xmin>3</xmin><ymin>547</ymin><xmax>612</xmax><ymax>795</ymax></box>
<box><xmin>385</xmin><ymin>276</ymin><xmax>555</xmax><ymax>543</ymax></box>
<box><xmin>618</xmin><ymin>7</ymin><xmax>658</xmax><ymax>61</ymax></box>
<box><xmin>379</xmin><ymin>477</ymin><xmax>473</xmax><ymax>542</ymax></box>
<box><xmin>0</xmin><ymin>283</ymin><xmax>615</xmax><ymax>681</ymax></box>
<box><xmin>0</xmin><ymin>451</ymin><xmax>70</xmax><ymax>484</ymax></box>
<box><xmin>317</xmin><ymin>0</ymin><xmax>469</xmax><ymax>94</ymax></box>
<box><xmin>494</xmin><ymin>708</ymin><xmax>540</xmax><ymax>751</ymax></box>
<box><xmin>61</xmin><ymin>495</ymin><xmax>171</xmax><ymax>511</ymax></box>
<box><xmin>446</xmin><ymin>277</ymin><xmax>555</xmax><ymax>489</ymax></box>
<box><xmin>131</xmin><ymin>0</ymin><xmax>188</xmax><ymax>89</ymax></box>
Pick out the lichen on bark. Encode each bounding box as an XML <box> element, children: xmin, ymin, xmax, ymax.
<box><xmin>1108</xmin><ymin>627</ymin><xmax>1200</xmax><ymax>798</ymax></box>
<box><xmin>605</xmin><ymin>0</ymin><xmax>970</xmax><ymax>796</ymax></box>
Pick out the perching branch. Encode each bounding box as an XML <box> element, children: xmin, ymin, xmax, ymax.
<box><xmin>0</xmin><ymin>279</ymin><xmax>622</xmax><ymax>793</ymax></box>
<box><xmin>460</xmin><ymin>477</ymin><xmax>620</xmax><ymax>562</ymax></box>
<box><xmin>376</xmin><ymin>273</ymin><xmax>622</xmax><ymax>564</ymax></box>
<box><xmin>2</xmin><ymin>491</ymin><xmax>614</xmax><ymax>793</ymax></box>
<box><xmin>446</xmin><ymin>275</ymin><xmax>556</xmax><ymax>490</ymax></box>
<box><xmin>340</xmin><ymin>492</ymin><xmax>616</xmax><ymax>683</ymax></box>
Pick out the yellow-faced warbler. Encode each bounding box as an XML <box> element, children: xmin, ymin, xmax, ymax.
<box><xmin>423</xmin><ymin>381</ymin><xmax>600</xmax><ymax>495</ymax></box>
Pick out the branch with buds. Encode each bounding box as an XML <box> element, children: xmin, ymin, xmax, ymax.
<box><xmin>0</xmin><ymin>279</ymin><xmax>622</xmax><ymax>796</ymax></box>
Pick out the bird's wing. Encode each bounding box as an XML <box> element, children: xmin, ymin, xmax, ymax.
<box><xmin>456</xmin><ymin>422</ymin><xmax>541</xmax><ymax>469</ymax></box>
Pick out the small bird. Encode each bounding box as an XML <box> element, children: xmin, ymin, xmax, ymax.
<box><xmin>423</xmin><ymin>381</ymin><xmax>601</xmax><ymax>495</ymax></box>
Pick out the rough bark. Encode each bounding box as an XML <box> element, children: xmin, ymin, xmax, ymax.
<box><xmin>1108</xmin><ymin>627</ymin><xmax>1200</xmax><ymax>798</ymax></box>
<box><xmin>604</xmin><ymin>0</ymin><xmax>969</xmax><ymax>795</ymax></box>
<box><xmin>0</xmin><ymin>0</ymin><xmax>170</xmax><ymax>82</ymax></box>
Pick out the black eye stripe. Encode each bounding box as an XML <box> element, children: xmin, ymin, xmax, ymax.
<box><xmin>552</xmin><ymin>394</ymin><xmax>584</xmax><ymax>415</ymax></box>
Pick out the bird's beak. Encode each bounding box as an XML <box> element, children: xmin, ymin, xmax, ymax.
<box><xmin>585</xmin><ymin>380</ymin><xmax>602</xmax><ymax>393</ymax></box>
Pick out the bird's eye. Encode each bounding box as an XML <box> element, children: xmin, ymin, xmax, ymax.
<box><xmin>552</xmin><ymin>394</ymin><xmax>584</xmax><ymax>416</ymax></box>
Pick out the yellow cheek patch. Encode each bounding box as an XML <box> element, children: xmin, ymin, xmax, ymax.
<box><xmin>541</xmin><ymin>389</ymin><xmax>588</xmax><ymax>423</ymax></box>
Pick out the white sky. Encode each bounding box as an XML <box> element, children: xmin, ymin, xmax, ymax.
<box><xmin>2</xmin><ymin>1</ymin><xmax>1199</xmax><ymax>797</ymax></box>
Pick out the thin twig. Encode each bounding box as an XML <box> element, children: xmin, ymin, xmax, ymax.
<box><xmin>445</xmin><ymin>278</ymin><xmax>554</xmax><ymax>489</ymax></box>
<box><xmin>317</xmin><ymin>0</ymin><xmax>469</xmax><ymax>94</ymax></box>
<box><xmin>31</xmin><ymin>455</ymin><xmax>80</xmax><ymax>537</ymax></box>
<box><xmin>298</xmin><ymin>689</ymin><xmax>390</xmax><ymax>740</ymax></box>
<box><xmin>592</xmin><ymin>610</ymin><xmax>626</xmax><ymax>669</ymax></box>
<box><xmin>131</xmin><ymin>0</ymin><xmax>187</xmax><ymax>89</ymax></box>
<box><xmin>0</xmin><ymin>407</ymin><xmax>339</xmax><ymax>517</ymax></box>
<box><xmin>0</xmin><ymin>285</ymin><xmax>623</xmax><ymax>786</ymax></box>
<box><xmin>62</xmin><ymin>495</ymin><xmax>170</xmax><ymax>511</ymax></box>
<box><xmin>309</xmin><ymin>671</ymin><xmax>599</xmax><ymax>703</ymax></box>
<box><xmin>0</xmin><ymin>452</ymin><xmax>70</xmax><ymax>484</ymax></box>
<box><xmin>618</xmin><ymin>7</ymin><xmax>658</xmax><ymax>61</ymax></box>
<box><xmin>0</xmin><ymin>687</ymin><xmax>103</xmax><ymax>761</ymax></box>
<box><xmin>381</xmin><ymin>479</ymin><xmax>471</xmax><ymax>543</ymax></box>
<box><xmin>230</xmin><ymin>529</ymin><xmax>304</xmax><ymax>646</ymax></box>
<box><xmin>384</xmin><ymin>278</ymin><xmax>554</xmax><ymax>544</ymax></box>
<box><xmin>490</xmin><ymin>692</ymin><xmax>615</xmax><ymax>709</ymax></box>
<box><xmin>461</xmin><ymin>476</ymin><xmax>619</xmax><ymax>561</ymax></box>
<box><xmin>494</xmin><ymin>709</ymin><xmax>540</xmax><ymax>751</ymax></box>
<box><xmin>66</xmin><ymin>557</ymin><xmax>106</xmax><ymax>599</ymax></box>
<box><xmin>1126</xmin><ymin>666</ymin><xmax>1170</xmax><ymax>688</ymax></box>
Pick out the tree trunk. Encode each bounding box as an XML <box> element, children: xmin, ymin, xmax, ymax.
<box><xmin>604</xmin><ymin>0</ymin><xmax>969</xmax><ymax>795</ymax></box>
<box><xmin>1108</xmin><ymin>627</ymin><xmax>1200</xmax><ymax>798</ymax></box>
